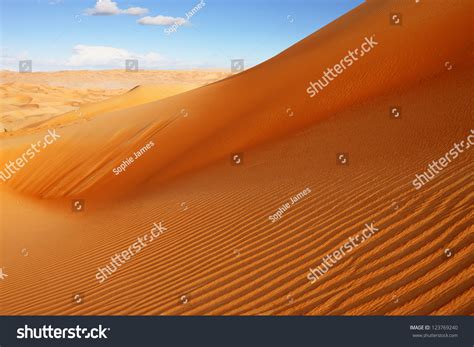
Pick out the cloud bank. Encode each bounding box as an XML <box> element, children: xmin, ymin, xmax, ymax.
<box><xmin>65</xmin><ymin>45</ymin><xmax>168</xmax><ymax>68</ymax></box>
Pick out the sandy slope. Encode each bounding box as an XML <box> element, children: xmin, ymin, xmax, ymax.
<box><xmin>0</xmin><ymin>0</ymin><xmax>472</xmax><ymax>315</ymax></box>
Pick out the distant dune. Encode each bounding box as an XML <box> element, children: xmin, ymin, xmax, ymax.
<box><xmin>0</xmin><ymin>69</ymin><xmax>230</xmax><ymax>89</ymax></box>
<box><xmin>0</xmin><ymin>0</ymin><xmax>472</xmax><ymax>315</ymax></box>
<box><xmin>0</xmin><ymin>69</ymin><xmax>230</xmax><ymax>132</ymax></box>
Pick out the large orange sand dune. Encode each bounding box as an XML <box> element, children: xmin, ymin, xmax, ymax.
<box><xmin>0</xmin><ymin>0</ymin><xmax>472</xmax><ymax>315</ymax></box>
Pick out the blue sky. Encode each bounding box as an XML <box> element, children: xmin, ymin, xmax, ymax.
<box><xmin>0</xmin><ymin>0</ymin><xmax>364</xmax><ymax>71</ymax></box>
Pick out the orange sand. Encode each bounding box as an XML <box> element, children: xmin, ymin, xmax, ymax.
<box><xmin>0</xmin><ymin>0</ymin><xmax>472</xmax><ymax>315</ymax></box>
<box><xmin>0</xmin><ymin>69</ymin><xmax>229</xmax><ymax>132</ymax></box>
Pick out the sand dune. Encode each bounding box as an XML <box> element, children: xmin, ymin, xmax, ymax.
<box><xmin>0</xmin><ymin>69</ymin><xmax>229</xmax><ymax>89</ymax></box>
<box><xmin>0</xmin><ymin>0</ymin><xmax>472</xmax><ymax>315</ymax></box>
<box><xmin>0</xmin><ymin>82</ymin><xmax>126</xmax><ymax>132</ymax></box>
<box><xmin>0</xmin><ymin>69</ymin><xmax>229</xmax><ymax>132</ymax></box>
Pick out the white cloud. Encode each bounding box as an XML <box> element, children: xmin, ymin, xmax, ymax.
<box><xmin>85</xmin><ymin>0</ymin><xmax>148</xmax><ymax>16</ymax></box>
<box><xmin>65</xmin><ymin>44</ymin><xmax>169</xmax><ymax>68</ymax></box>
<box><xmin>122</xmin><ymin>7</ymin><xmax>149</xmax><ymax>16</ymax></box>
<box><xmin>137</xmin><ymin>15</ymin><xmax>187</xmax><ymax>26</ymax></box>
